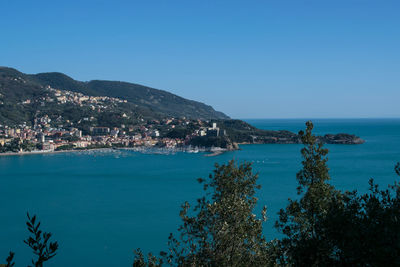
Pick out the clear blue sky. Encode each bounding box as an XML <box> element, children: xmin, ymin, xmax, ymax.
<box><xmin>1</xmin><ymin>0</ymin><xmax>399</xmax><ymax>118</ymax></box>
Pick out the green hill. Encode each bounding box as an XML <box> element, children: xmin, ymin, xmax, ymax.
<box><xmin>28</xmin><ymin>70</ymin><xmax>229</xmax><ymax>119</ymax></box>
<box><xmin>0</xmin><ymin>67</ymin><xmax>229</xmax><ymax>126</ymax></box>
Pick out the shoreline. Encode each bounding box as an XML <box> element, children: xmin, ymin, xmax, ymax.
<box><xmin>0</xmin><ymin>136</ymin><xmax>363</xmax><ymax>157</ymax></box>
<box><xmin>0</xmin><ymin>146</ymin><xmax>229</xmax><ymax>157</ymax></box>
<box><xmin>0</xmin><ymin>148</ymin><xmax>114</xmax><ymax>157</ymax></box>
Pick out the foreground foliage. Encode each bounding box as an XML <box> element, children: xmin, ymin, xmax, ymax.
<box><xmin>134</xmin><ymin>160</ymin><xmax>274</xmax><ymax>266</ymax></box>
<box><xmin>24</xmin><ymin>213</ymin><xmax>59</xmax><ymax>267</ymax></box>
<box><xmin>276</xmin><ymin>121</ymin><xmax>400</xmax><ymax>266</ymax></box>
<box><xmin>275</xmin><ymin>121</ymin><xmax>342</xmax><ymax>265</ymax></box>
<box><xmin>3</xmin><ymin>214</ymin><xmax>58</xmax><ymax>267</ymax></box>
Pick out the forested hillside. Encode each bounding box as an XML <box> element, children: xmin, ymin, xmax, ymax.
<box><xmin>0</xmin><ymin>67</ymin><xmax>229</xmax><ymax>126</ymax></box>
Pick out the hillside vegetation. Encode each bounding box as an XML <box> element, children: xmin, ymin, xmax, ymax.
<box><xmin>0</xmin><ymin>67</ymin><xmax>229</xmax><ymax>126</ymax></box>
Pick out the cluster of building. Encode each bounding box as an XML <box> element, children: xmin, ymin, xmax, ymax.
<box><xmin>20</xmin><ymin>86</ymin><xmax>128</xmax><ymax>114</ymax></box>
<box><xmin>47</xmin><ymin>87</ymin><xmax>127</xmax><ymax>109</ymax></box>
<box><xmin>0</xmin><ymin>115</ymin><xmax>226</xmax><ymax>153</ymax></box>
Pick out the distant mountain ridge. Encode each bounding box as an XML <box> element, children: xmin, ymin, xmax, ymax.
<box><xmin>0</xmin><ymin>66</ymin><xmax>229</xmax><ymax>123</ymax></box>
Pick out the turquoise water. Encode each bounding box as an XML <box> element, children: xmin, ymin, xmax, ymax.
<box><xmin>1</xmin><ymin>119</ymin><xmax>399</xmax><ymax>266</ymax></box>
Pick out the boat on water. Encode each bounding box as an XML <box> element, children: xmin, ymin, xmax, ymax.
<box><xmin>187</xmin><ymin>146</ymin><xmax>199</xmax><ymax>153</ymax></box>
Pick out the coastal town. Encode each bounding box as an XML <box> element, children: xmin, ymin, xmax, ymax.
<box><xmin>0</xmin><ymin>83</ymin><xmax>234</xmax><ymax>154</ymax></box>
<box><xmin>0</xmin><ymin>120</ymin><xmax>228</xmax><ymax>154</ymax></box>
<box><xmin>0</xmin><ymin>103</ymin><xmax>228</xmax><ymax>155</ymax></box>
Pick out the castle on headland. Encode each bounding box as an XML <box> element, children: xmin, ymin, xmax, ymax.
<box><xmin>206</xmin><ymin>123</ymin><xmax>226</xmax><ymax>137</ymax></box>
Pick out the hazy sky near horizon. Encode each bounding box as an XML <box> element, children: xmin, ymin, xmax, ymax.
<box><xmin>1</xmin><ymin>0</ymin><xmax>399</xmax><ymax>119</ymax></box>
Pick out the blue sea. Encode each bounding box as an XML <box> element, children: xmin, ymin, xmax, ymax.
<box><xmin>1</xmin><ymin>119</ymin><xmax>400</xmax><ymax>266</ymax></box>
